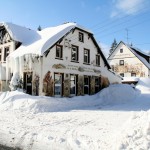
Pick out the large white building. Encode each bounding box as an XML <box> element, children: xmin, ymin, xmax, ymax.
<box><xmin>0</xmin><ymin>22</ymin><xmax>121</xmax><ymax>97</ymax></box>
<box><xmin>108</xmin><ymin>41</ymin><xmax>150</xmax><ymax>80</ymax></box>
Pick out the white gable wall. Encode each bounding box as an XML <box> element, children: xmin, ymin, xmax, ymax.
<box><xmin>108</xmin><ymin>42</ymin><xmax>150</xmax><ymax>77</ymax></box>
<box><xmin>41</xmin><ymin>28</ymin><xmax>106</xmax><ymax>76</ymax></box>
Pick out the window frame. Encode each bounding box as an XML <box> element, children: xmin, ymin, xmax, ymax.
<box><xmin>79</xmin><ymin>32</ymin><xmax>84</xmax><ymax>42</ymax></box>
<box><xmin>55</xmin><ymin>45</ymin><xmax>63</xmax><ymax>59</ymax></box>
<box><xmin>4</xmin><ymin>46</ymin><xmax>9</xmax><ymax>61</ymax></box>
<box><xmin>71</xmin><ymin>45</ymin><xmax>79</xmax><ymax>62</ymax></box>
<box><xmin>131</xmin><ymin>73</ymin><xmax>136</xmax><ymax>77</ymax></box>
<box><xmin>119</xmin><ymin>60</ymin><xmax>124</xmax><ymax>66</ymax></box>
<box><xmin>120</xmin><ymin>48</ymin><xmax>123</xmax><ymax>53</ymax></box>
<box><xmin>83</xmin><ymin>49</ymin><xmax>90</xmax><ymax>64</ymax></box>
<box><xmin>0</xmin><ymin>48</ymin><xmax>2</xmax><ymax>62</ymax></box>
<box><xmin>120</xmin><ymin>73</ymin><xmax>124</xmax><ymax>77</ymax></box>
<box><xmin>84</xmin><ymin>76</ymin><xmax>90</xmax><ymax>95</ymax></box>
<box><xmin>96</xmin><ymin>54</ymin><xmax>100</xmax><ymax>66</ymax></box>
<box><xmin>95</xmin><ymin>76</ymin><xmax>100</xmax><ymax>93</ymax></box>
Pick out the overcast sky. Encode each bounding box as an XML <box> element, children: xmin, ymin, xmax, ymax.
<box><xmin>0</xmin><ymin>0</ymin><xmax>150</xmax><ymax>55</ymax></box>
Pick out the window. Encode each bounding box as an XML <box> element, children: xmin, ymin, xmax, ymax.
<box><xmin>84</xmin><ymin>76</ymin><xmax>90</xmax><ymax>94</ymax></box>
<box><xmin>131</xmin><ymin>73</ymin><xmax>136</xmax><ymax>77</ymax></box>
<box><xmin>0</xmin><ymin>49</ymin><xmax>1</xmax><ymax>61</ymax></box>
<box><xmin>96</xmin><ymin>55</ymin><xmax>100</xmax><ymax>66</ymax></box>
<box><xmin>79</xmin><ymin>32</ymin><xmax>84</xmax><ymax>42</ymax></box>
<box><xmin>84</xmin><ymin>49</ymin><xmax>90</xmax><ymax>64</ymax></box>
<box><xmin>120</xmin><ymin>49</ymin><xmax>123</xmax><ymax>53</ymax></box>
<box><xmin>95</xmin><ymin>77</ymin><xmax>100</xmax><ymax>93</ymax></box>
<box><xmin>120</xmin><ymin>73</ymin><xmax>124</xmax><ymax>77</ymax></box>
<box><xmin>70</xmin><ymin>74</ymin><xmax>77</xmax><ymax>96</ymax></box>
<box><xmin>56</xmin><ymin>45</ymin><xmax>63</xmax><ymax>59</ymax></box>
<box><xmin>119</xmin><ymin>60</ymin><xmax>124</xmax><ymax>65</ymax></box>
<box><xmin>4</xmin><ymin>47</ymin><xmax>9</xmax><ymax>61</ymax></box>
<box><xmin>71</xmin><ymin>45</ymin><xmax>78</xmax><ymax>62</ymax></box>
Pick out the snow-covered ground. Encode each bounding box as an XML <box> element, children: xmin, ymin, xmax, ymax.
<box><xmin>0</xmin><ymin>78</ymin><xmax>150</xmax><ymax>150</ymax></box>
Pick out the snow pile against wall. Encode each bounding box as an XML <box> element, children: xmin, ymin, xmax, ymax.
<box><xmin>0</xmin><ymin>91</ymin><xmax>100</xmax><ymax>113</ymax></box>
<box><xmin>0</xmin><ymin>84</ymin><xmax>138</xmax><ymax>113</ymax></box>
<box><xmin>97</xmin><ymin>84</ymin><xmax>137</xmax><ymax>105</ymax></box>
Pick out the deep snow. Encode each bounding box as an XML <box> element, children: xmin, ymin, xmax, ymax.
<box><xmin>0</xmin><ymin>78</ymin><xmax>150</xmax><ymax>150</ymax></box>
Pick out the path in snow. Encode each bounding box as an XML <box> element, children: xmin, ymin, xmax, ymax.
<box><xmin>0</xmin><ymin>108</ymin><xmax>133</xmax><ymax>150</ymax></box>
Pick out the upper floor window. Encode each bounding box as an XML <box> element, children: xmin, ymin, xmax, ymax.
<box><xmin>120</xmin><ymin>48</ymin><xmax>123</xmax><ymax>53</ymax></box>
<box><xmin>4</xmin><ymin>47</ymin><xmax>9</xmax><ymax>61</ymax></box>
<box><xmin>79</xmin><ymin>32</ymin><xmax>84</xmax><ymax>42</ymax></box>
<box><xmin>71</xmin><ymin>45</ymin><xmax>78</xmax><ymax>62</ymax></box>
<box><xmin>56</xmin><ymin>45</ymin><xmax>63</xmax><ymax>59</ymax></box>
<box><xmin>96</xmin><ymin>55</ymin><xmax>100</xmax><ymax>66</ymax></box>
<box><xmin>0</xmin><ymin>48</ymin><xmax>1</xmax><ymax>62</ymax></box>
<box><xmin>84</xmin><ymin>49</ymin><xmax>90</xmax><ymax>64</ymax></box>
<box><xmin>119</xmin><ymin>60</ymin><xmax>124</xmax><ymax>66</ymax></box>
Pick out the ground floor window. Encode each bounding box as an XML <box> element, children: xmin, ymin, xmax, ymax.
<box><xmin>95</xmin><ymin>76</ymin><xmax>100</xmax><ymax>93</ymax></box>
<box><xmin>131</xmin><ymin>73</ymin><xmax>136</xmax><ymax>77</ymax></box>
<box><xmin>54</xmin><ymin>73</ymin><xmax>63</xmax><ymax>97</ymax></box>
<box><xmin>84</xmin><ymin>76</ymin><xmax>90</xmax><ymax>95</ymax></box>
<box><xmin>70</xmin><ymin>74</ymin><xmax>77</xmax><ymax>96</ymax></box>
<box><xmin>120</xmin><ymin>73</ymin><xmax>124</xmax><ymax>77</ymax></box>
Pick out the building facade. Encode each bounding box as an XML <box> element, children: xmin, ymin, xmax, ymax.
<box><xmin>0</xmin><ymin>22</ymin><xmax>121</xmax><ymax>97</ymax></box>
<box><xmin>107</xmin><ymin>41</ymin><xmax>150</xmax><ymax>79</ymax></box>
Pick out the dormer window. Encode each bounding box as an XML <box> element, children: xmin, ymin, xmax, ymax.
<box><xmin>56</xmin><ymin>45</ymin><xmax>63</xmax><ymax>59</ymax></box>
<box><xmin>120</xmin><ymin>48</ymin><xmax>123</xmax><ymax>53</ymax></box>
<box><xmin>79</xmin><ymin>32</ymin><xmax>84</xmax><ymax>42</ymax></box>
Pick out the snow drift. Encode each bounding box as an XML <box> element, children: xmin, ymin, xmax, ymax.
<box><xmin>0</xmin><ymin>84</ymin><xmax>137</xmax><ymax>113</ymax></box>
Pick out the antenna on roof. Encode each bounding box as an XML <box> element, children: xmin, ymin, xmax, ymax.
<box><xmin>125</xmin><ymin>28</ymin><xmax>129</xmax><ymax>44</ymax></box>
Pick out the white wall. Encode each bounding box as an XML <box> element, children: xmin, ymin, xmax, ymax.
<box><xmin>108</xmin><ymin>42</ymin><xmax>149</xmax><ymax>77</ymax></box>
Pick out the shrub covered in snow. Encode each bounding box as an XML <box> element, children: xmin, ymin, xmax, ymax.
<box><xmin>9</xmin><ymin>72</ymin><xmax>23</xmax><ymax>91</ymax></box>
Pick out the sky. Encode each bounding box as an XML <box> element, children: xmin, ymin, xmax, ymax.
<box><xmin>0</xmin><ymin>0</ymin><xmax>150</xmax><ymax>55</ymax></box>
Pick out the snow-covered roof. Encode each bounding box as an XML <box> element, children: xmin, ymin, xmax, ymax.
<box><xmin>129</xmin><ymin>45</ymin><xmax>150</xmax><ymax>57</ymax></box>
<box><xmin>1</xmin><ymin>22</ymin><xmax>92</xmax><ymax>57</ymax></box>
<box><xmin>0</xmin><ymin>22</ymin><xmax>40</xmax><ymax>45</ymax></box>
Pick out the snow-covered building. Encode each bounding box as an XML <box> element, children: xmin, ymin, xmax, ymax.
<box><xmin>107</xmin><ymin>41</ymin><xmax>150</xmax><ymax>82</ymax></box>
<box><xmin>0</xmin><ymin>22</ymin><xmax>121</xmax><ymax>96</ymax></box>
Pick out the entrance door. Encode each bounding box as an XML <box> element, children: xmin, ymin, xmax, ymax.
<box><xmin>54</xmin><ymin>73</ymin><xmax>63</xmax><ymax>97</ymax></box>
<box><xmin>70</xmin><ymin>75</ymin><xmax>76</xmax><ymax>96</ymax></box>
<box><xmin>23</xmin><ymin>72</ymin><xmax>32</xmax><ymax>95</ymax></box>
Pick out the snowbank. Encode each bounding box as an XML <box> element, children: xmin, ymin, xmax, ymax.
<box><xmin>136</xmin><ymin>78</ymin><xmax>150</xmax><ymax>93</ymax></box>
<box><xmin>0</xmin><ymin>80</ymin><xmax>150</xmax><ymax>150</ymax></box>
<box><xmin>0</xmin><ymin>84</ymin><xmax>138</xmax><ymax>113</ymax></box>
<box><xmin>115</xmin><ymin>111</ymin><xmax>150</xmax><ymax>150</ymax></box>
<box><xmin>98</xmin><ymin>84</ymin><xmax>137</xmax><ymax>105</ymax></box>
